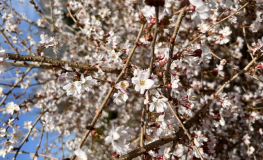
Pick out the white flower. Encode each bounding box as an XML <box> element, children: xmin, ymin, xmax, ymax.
<box><xmin>0</xmin><ymin>87</ymin><xmax>3</xmax><ymax>97</ymax></box>
<box><xmin>174</xmin><ymin>144</ymin><xmax>185</xmax><ymax>157</ymax></box>
<box><xmin>107</xmin><ymin>50</ymin><xmax>122</xmax><ymax>63</ymax></box>
<box><xmin>194</xmin><ymin>130</ymin><xmax>208</xmax><ymax>147</ymax></box>
<box><xmin>219</xmin><ymin>26</ymin><xmax>232</xmax><ymax>37</ymax></box>
<box><xmin>247</xmin><ymin>146</ymin><xmax>255</xmax><ymax>155</ymax></box>
<box><xmin>115</xmin><ymin>81</ymin><xmax>129</xmax><ymax>93</ymax></box>
<box><xmin>24</xmin><ymin>121</ymin><xmax>32</xmax><ymax>130</ymax></box>
<box><xmin>131</xmin><ymin>69</ymin><xmax>154</xmax><ymax>94</ymax></box>
<box><xmin>198</xmin><ymin>22</ymin><xmax>210</xmax><ymax>33</ymax></box>
<box><xmin>171</xmin><ymin>75</ymin><xmax>180</xmax><ymax>89</ymax></box>
<box><xmin>80</xmin><ymin>74</ymin><xmax>96</xmax><ymax>92</ymax></box>
<box><xmin>187</xmin><ymin>88</ymin><xmax>197</xmax><ymax>103</ymax></box>
<box><xmin>199</xmin><ymin>44</ymin><xmax>212</xmax><ymax>64</ymax></box>
<box><xmin>0</xmin><ymin>48</ymin><xmax>11</xmax><ymax>74</ymax></box>
<box><xmin>149</xmin><ymin>97</ymin><xmax>168</xmax><ymax>113</ymax></box>
<box><xmin>113</xmin><ymin>91</ymin><xmax>128</xmax><ymax>105</ymax></box>
<box><xmin>0</xmin><ymin>48</ymin><xmax>7</xmax><ymax>62</ymax></box>
<box><xmin>243</xmin><ymin>134</ymin><xmax>251</xmax><ymax>145</ymax></box>
<box><xmin>0</xmin><ymin>141</ymin><xmax>13</xmax><ymax>158</ymax></box>
<box><xmin>5</xmin><ymin>102</ymin><xmax>20</xmax><ymax>115</ymax></box>
<box><xmin>0</xmin><ymin>128</ymin><xmax>6</xmax><ymax>138</ymax></box>
<box><xmin>39</xmin><ymin>34</ymin><xmax>56</xmax><ymax>48</ymax></box>
<box><xmin>219</xmin><ymin>93</ymin><xmax>232</xmax><ymax>108</ymax></box>
<box><xmin>74</xmin><ymin>148</ymin><xmax>87</xmax><ymax>160</ymax></box>
<box><xmin>189</xmin><ymin>0</ymin><xmax>209</xmax><ymax>21</ymax></box>
<box><xmin>63</xmin><ymin>81</ymin><xmax>82</xmax><ymax>99</ymax></box>
<box><xmin>105</xmin><ymin>125</ymin><xmax>132</xmax><ymax>155</ymax></box>
<box><xmin>10</xmin><ymin>129</ymin><xmax>23</xmax><ymax>143</ymax></box>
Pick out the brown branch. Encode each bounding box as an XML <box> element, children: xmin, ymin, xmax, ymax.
<box><xmin>140</xmin><ymin>5</ymin><xmax>160</xmax><ymax>151</ymax></box>
<box><xmin>10</xmin><ymin>151</ymin><xmax>59</xmax><ymax>160</ymax></box>
<box><xmin>7</xmin><ymin>53</ymin><xmax>121</xmax><ymax>73</ymax></box>
<box><xmin>163</xmin><ymin>6</ymin><xmax>187</xmax><ymax>98</ymax></box>
<box><xmin>70</xmin><ymin>23</ymin><xmax>145</xmax><ymax>160</ymax></box>
<box><xmin>32</xmin><ymin>125</ymin><xmax>44</xmax><ymax>160</ymax></box>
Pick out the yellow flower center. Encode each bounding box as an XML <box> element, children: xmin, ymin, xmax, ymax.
<box><xmin>140</xmin><ymin>80</ymin><xmax>145</xmax><ymax>86</ymax></box>
<box><xmin>121</xmin><ymin>82</ymin><xmax>126</xmax><ymax>88</ymax></box>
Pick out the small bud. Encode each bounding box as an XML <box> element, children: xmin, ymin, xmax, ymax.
<box><xmin>166</xmin><ymin>83</ymin><xmax>172</xmax><ymax>88</ymax></box>
<box><xmin>256</xmin><ymin>63</ymin><xmax>263</xmax><ymax>69</ymax></box>
<box><xmin>145</xmin><ymin>34</ymin><xmax>153</xmax><ymax>41</ymax></box>
<box><xmin>112</xmin><ymin>152</ymin><xmax>119</xmax><ymax>158</ymax></box>
<box><xmin>188</xmin><ymin>5</ymin><xmax>195</xmax><ymax>11</ymax></box>
<box><xmin>137</xmin><ymin>42</ymin><xmax>142</xmax><ymax>46</ymax></box>
<box><xmin>91</xmin><ymin>129</ymin><xmax>98</xmax><ymax>135</ymax></box>
<box><xmin>157</xmin><ymin>71</ymin><xmax>163</xmax><ymax>77</ymax></box>
<box><xmin>95</xmin><ymin>110</ymin><xmax>102</xmax><ymax>117</ymax></box>
<box><xmin>158</xmin><ymin>54</ymin><xmax>165</xmax><ymax>61</ymax></box>
<box><xmin>53</xmin><ymin>67</ymin><xmax>57</xmax><ymax>72</ymax></box>
<box><xmin>193</xmin><ymin>49</ymin><xmax>202</xmax><ymax>57</ymax></box>
<box><xmin>169</xmin><ymin>37</ymin><xmax>175</xmax><ymax>43</ymax></box>
<box><xmin>139</xmin><ymin>14</ymin><xmax>147</xmax><ymax>24</ymax></box>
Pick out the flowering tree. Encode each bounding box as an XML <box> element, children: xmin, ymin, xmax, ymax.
<box><xmin>1</xmin><ymin>0</ymin><xmax>263</xmax><ymax>159</ymax></box>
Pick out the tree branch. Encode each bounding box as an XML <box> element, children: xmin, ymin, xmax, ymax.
<box><xmin>70</xmin><ymin>23</ymin><xmax>145</xmax><ymax>160</ymax></box>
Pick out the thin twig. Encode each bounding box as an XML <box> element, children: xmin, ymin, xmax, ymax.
<box><xmin>10</xmin><ymin>151</ymin><xmax>59</xmax><ymax>160</ymax></box>
<box><xmin>31</xmin><ymin>125</ymin><xmax>44</xmax><ymax>160</ymax></box>
<box><xmin>0</xmin><ymin>27</ymin><xmax>19</xmax><ymax>55</ymax></box>
<box><xmin>163</xmin><ymin>94</ymin><xmax>204</xmax><ymax>160</ymax></box>
<box><xmin>163</xmin><ymin>6</ymin><xmax>187</xmax><ymax>98</ymax></box>
<box><xmin>70</xmin><ymin>23</ymin><xmax>145</xmax><ymax>160</ymax></box>
<box><xmin>0</xmin><ymin>67</ymin><xmax>32</xmax><ymax>107</ymax></box>
<box><xmin>12</xmin><ymin>110</ymin><xmax>48</xmax><ymax>160</ymax></box>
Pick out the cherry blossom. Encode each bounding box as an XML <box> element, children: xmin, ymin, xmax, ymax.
<box><xmin>24</xmin><ymin>121</ymin><xmax>32</xmax><ymax>130</ymax></box>
<box><xmin>149</xmin><ymin>97</ymin><xmax>168</xmax><ymax>113</ymax></box>
<box><xmin>189</xmin><ymin>0</ymin><xmax>210</xmax><ymax>21</ymax></box>
<box><xmin>113</xmin><ymin>91</ymin><xmax>128</xmax><ymax>105</ymax></box>
<box><xmin>0</xmin><ymin>0</ymin><xmax>262</xmax><ymax>159</ymax></box>
<box><xmin>105</xmin><ymin>126</ymin><xmax>132</xmax><ymax>155</ymax></box>
<box><xmin>5</xmin><ymin>102</ymin><xmax>20</xmax><ymax>115</ymax></box>
<box><xmin>131</xmin><ymin>69</ymin><xmax>154</xmax><ymax>94</ymax></box>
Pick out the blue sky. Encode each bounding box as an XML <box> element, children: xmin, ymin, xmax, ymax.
<box><xmin>0</xmin><ymin>1</ymin><xmax>73</xmax><ymax>159</ymax></box>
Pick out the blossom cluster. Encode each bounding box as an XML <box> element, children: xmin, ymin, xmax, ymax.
<box><xmin>0</xmin><ymin>0</ymin><xmax>263</xmax><ymax>159</ymax></box>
